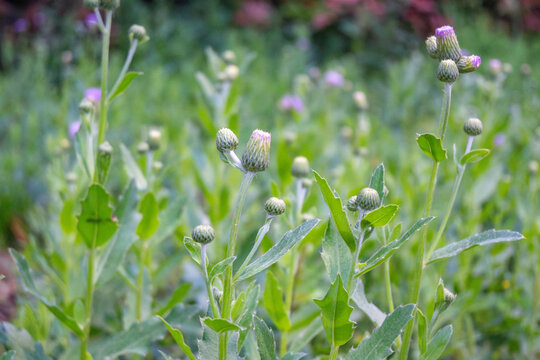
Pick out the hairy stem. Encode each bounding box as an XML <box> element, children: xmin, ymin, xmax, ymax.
<box><xmin>202</xmin><ymin>245</ymin><xmax>221</xmax><ymax>318</ymax></box>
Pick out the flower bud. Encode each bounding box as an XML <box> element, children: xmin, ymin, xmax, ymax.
<box><xmin>129</xmin><ymin>24</ymin><xmax>149</xmax><ymax>43</ymax></box>
<box><xmin>356</xmin><ymin>187</ymin><xmax>380</xmax><ymax>211</ymax></box>
<box><xmin>457</xmin><ymin>55</ymin><xmax>481</xmax><ymax>73</ymax></box>
<box><xmin>529</xmin><ymin>160</ymin><xmax>538</xmax><ymax>174</ymax></box>
<box><xmin>148</xmin><ymin>129</ymin><xmax>162</xmax><ymax>151</ymax></box>
<box><xmin>99</xmin><ymin>0</ymin><xmax>120</xmax><ymax>10</ymax></box>
<box><xmin>435</xmin><ymin>287</ymin><xmax>456</xmax><ymax>314</ymax></box>
<box><xmin>301</xmin><ymin>178</ymin><xmax>312</xmax><ymax>189</ymax></box>
<box><xmin>216</xmin><ymin>128</ymin><xmax>239</xmax><ymax>152</ymax></box>
<box><xmin>435</xmin><ymin>25</ymin><xmax>461</xmax><ymax>61</ymax></box>
<box><xmin>84</xmin><ymin>0</ymin><xmax>99</xmax><ymax>9</ymax></box>
<box><xmin>192</xmin><ymin>225</ymin><xmax>215</xmax><ymax>244</ymax></box>
<box><xmin>223</xmin><ymin>50</ymin><xmax>236</xmax><ymax>63</ymax></box>
<box><xmin>463</xmin><ymin>117</ymin><xmax>482</xmax><ymax>136</ymax></box>
<box><xmin>291</xmin><ymin>156</ymin><xmax>310</xmax><ymax>178</ymax></box>
<box><xmin>137</xmin><ymin>142</ymin><xmax>149</xmax><ymax>154</ymax></box>
<box><xmin>153</xmin><ymin>161</ymin><xmax>163</xmax><ymax>171</ymax></box>
<box><xmin>224</xmin><ymin>65</ymin><xmax>239</xmax><ymax>81</ymax></box>
<box><xmin>98</xmin><ymin>141</ymin><xmax>113</xmax><ymax>183</ymax></box>
<box><xmin>346</xmin><ymin>196</ymin><xmax>358</xmax><ymax>212</ymax></box>
<box><xmin>425</xmin><ymin>36</ymin><xmax>438</xmax><ymax>59</ymax></box>
<box><xmin>264</xmin><ymin>197</ymin><xmax>286</xmax><ymax>216</ymax></box>
<box><xmin>353</xmin><ymin>91</ymin><xmax>368</xmax><ymax>110</ymax></box>
<box><xmin>437</xmin><ymin>59</ymin><xmax>459</xmax><ymax>84</ymax></box>
<box><xmin>79</xmin><ymin>98</ymin><xmax>94</xmax><ymax>116</ymax></box>
<box><xmin>241</xmin><ymin>129</ymin><xmax>271</xmax><ymax>172</ymax></box>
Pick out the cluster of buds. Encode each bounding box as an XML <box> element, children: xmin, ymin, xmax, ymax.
<box><xmin>426</xmin><ymin>26</ymin><xmax>481</xmax><ymax>84</ymax></box>
<box><xmin>216</xmin><ymin>128</ymin><xmax>271</xmax><ymax>173</ymax></box>
<box><xmin>216</xmin><ymin>50</ymin><xmax>239</xmax><ymax>82</ymax></box>
<box><xmin>347</xmin><ymin>187</ymin><xmax>380</xmax><ymax>213</ymax></box>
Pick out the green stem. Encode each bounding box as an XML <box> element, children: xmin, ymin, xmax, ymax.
<box><xmin>382</xmin><ymin>228</ymin><xmax>395</xmax><ymax>313</ymax></box>
<box><xmin>202</xmin><ymin>245</ymin><xmax>221</xmax><ymax>318</ymax></box>
<box><xmin>136</xmin><ymin>240</ymin><xmax>147</xmax><ymax>322</ymax></box>
<box><xmin>329</xmin><ymin>344</ymin><xmax>339</xmax><ymax>360</ymax></box>
<box><xmin>81</xmin><ymin>246</ymin><xmax>95</xmax><ymax>360</ymax></box>
<box><xmin>108</xmin><ymin>39</ymin><xmax>139</xmax><ymax>101</ymax></box>
<box><xmin>233</xmin><ymin>218</ymin><xmax>272</xmax><ymax>283</ymax></box>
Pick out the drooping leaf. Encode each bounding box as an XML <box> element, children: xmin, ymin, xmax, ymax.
<box><xmin>351</xmin><ymin>281</ymin><xmax>386</xmax><ymax>326</ymax></box>
<box><xmin>417</xmin><ymin>308</ymin><xmax>428</xmax><ymax>355</ymax></box>
<box><xmin>136</xmin><ymin>192</ymin><xmax>160</xmax><ymax>239</ymax></box>
<box><xmin>460</xmin><ymin>149</ymin><xmax>490</xmax><ymax>165</ymax></box>
<box><xmin>420</xmin><ymin>325</ymin><xmax>453</xmax><ymax>360</ymax></box>
<box><xmin>356</xmin><ymin>217</ymin><xmax>435</xmax><ymax>277</ymax></box>
<box><xmin>183</xmin><ymin>236</ymin><xmax>201</xmax><ymax>265</ymax></box>
<box><xmin>313</xmin><ymin>170</ymin><xmax>356</xmax><ymax>252</ymax></box>
<box><xmin>155</xmin><ymin>283</ymin><xmax>192</xmax><ymax>316</ymax></box>
<box><xmin>203</xmin><ymin>318</ymin><xmax>244</xmax><ymax>333</ymax></box>
<box><xmin>313</xmin><ymin>274</ymin><xmax>354</xmax><ymax>347</ymax></box>
<box><xmin>368</xmin><ymin>164</ymin><xmax>385</xmax><ymax>203</ymax></box>
<box><xmin>427</xmin><ymin>229</ymin><xmax>524</xmax><ymax>264</ymax></box>
<box><xmin>253</xmin><ymin>316</ymin><xmax>277</xmax><ymax>360</ymax></box>
<box><xmin>209</xmin><ymin>256</ymin><xmax>236</xmax><ymax>283</ymax></box>
<box><xmin>236</xmin><ymin>219</ymin><xmax>319</xmax><ymax>281</ymax></box>
<box><xmin>361</xmin><ymin>205</ymin><xmax>399</xmax><ymax>228</ymax></box>
<box><xmin>120</xmin><ymin>144</ymin><xmax>147</xmax><ymax>190</ymax></box>
<box><xmin>77</xmin><ymin>184</ymin><xmax>118</xmax><ymax>248</ymax></box>
<box><xmin>158</xmin><ymin>316</ymin><xmax>197</xmax><ymax>360</ymax></box>
<box><xmin>345</xmin><ymin>304</ymin><xmax>415</xmax><ymax>360</ymax></box>
<box><xmin>109</xmin><ymin>72</ymin><xmax>143</xmax><ymax>100</ymax></box>
<box><xmin>416</xmin><ymin>133</ymin><xmax>447</xmax><ymax>162</ymax></box>
<box><xmin>263</xmin><ymin>271</ymin><xmax>290</xmax><ymax>331</ymax></box>
<box><xmin>321</xmin><ymin>220</ymin><xmax>352</xmax><ymax>282</ymax></box>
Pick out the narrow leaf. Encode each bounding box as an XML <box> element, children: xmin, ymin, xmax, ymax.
<box><xmin>155</xmin><ymin>283</ymin><xmax>192</xmax><ymax>316</ymax></box>
<box><xmin>183</xmin><ymin>237</ymin><xmax>201</xmax><ymax>265</ymax></box>
<box><xmin>136</xmin><ymin>192</ymin><xmax>160</xmax><ymax>239</ymax></box>
<box><xmin>158</xmin><ymin>316</ymin><xmax>197</xmax><ymax>360</ymax></box>
<box><xmin>420</xmin><ymin>325</ymin><xmax>453</xmax><ymax>360</ymax></box>
<box><xmin>209</xmin><ymin>256</ymin><xmax>236</xmax><ymax>283</ymax></box>
<box><xmin>368</xmin><ymin>164</ymin><xmax>385</xmax><ymax>203</ymax></box>
<box><xmin>361</xmin><ymin>205</ymin><xmax>399</xmax><ymax>228</ymax></box>
<box><xmin>351</xmin><ymin>281</ymin><xmax>386</xmax><ymax>326</ymax></box>
<box><xmin>253</xmin><ymin>316</ymin><xmax>277</xmax><ymax>360</ymax></box>
<box><xmin>77</xmin><ymin>184</ymin><xmax>118</xmax><ymax>248</ymax></box>
<box><xmin>203</xmin><ymin>318</ymin><xmax>244</xmax><ymax>333</ymax></box>
<box><xmin>416</xmin><ymin>133</ymin><xmax>447</xmax><ymax>162</ymax></box>
<box><xmin>321</xmin><ymin>219</ymin><xmax>352</xmax><ymax>282</ymax></box>
<box><xmin>120</xmin><ymin>144</ymin><xmax>147</xmax><ymax>190</ymax></box>
<box><xmin>263</xmin><ymin>271</ymin><xmax>290</xmax><ymax>331</ymax></box>
<box><xmin>460</xmin><ymin>149</ymin><xmax>490</xmax><ymax>165</ymax></box>
<box><xmin>238</xmin><ymin>283</ymin><xmax>260</xmax><ymax>349</ymax></box>
<box><xmin>417</xmin><ymin>308</ymin><xmax>428</xmax><ymax>355</ymax></box>
<box><xmin>109</xmin><ymin>72</ymin><xmax>142</xmax><ymax>100</ymax></box>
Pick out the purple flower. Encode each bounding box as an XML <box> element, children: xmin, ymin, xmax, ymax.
<box><xmin>84</xmin><ymin>13</ymin><xmax>98</xmax><ymax>28</ymax></box>
<box><xmin>84</xmin><ymin>87</ymin><xmax>101</xmax><ymax>103</ymax></box>
<box><xmin>435</xmin><ymin>25</ymin><xmax>455</xmax><ymax>38</ymax></box>
<box><xmin>489</xmin><ymin>59</ymin><xmax>502</xmax><ymax>75</ymax></box>
<box><xmin>324</xmin><ymin>70</ymin><xmax>345</xmax><ymax>87</ymax></box>
<box><xmin>494</xmin><ymin>133</ymin><xmax>506</xmax><ymax>147</ymax></box>
<box><xmin>280</xmin><ymin>94</ymin><xmax>304</xmax><ymax>112</ymax></box>
<box><xmin>69</xmin><ymin>120</ymin><xmax>82</xmax><ymax>138</ymax></box>
<box><xmin>13</xmin><ymin>18</ymin><xmax>28</xmax><ymax>33</ymax></box>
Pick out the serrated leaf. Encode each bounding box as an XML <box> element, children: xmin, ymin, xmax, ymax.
<box><xmin>109</xmin><ymin>72</ymin><xmax>142</xmax><ymax>100</ymax></box>
<box><xmin>313</xmin><ymin>170</ymin><xmax>356</xmax><ymax>252</ymax></box>
<box><xmin>253</xmin><ymin>316</ymin><xmax>277</xmax><ymax>360</ymax></box>
<box><xmin>313</xmin><ymin>274</ymin><xmax>354</xmax><ymax>347</ymax></box>
<box><xmin>209</xmin><ymin>256</ymin><xmax>236</xmax><ymax>283</ymax></box>
<box><xmin>236</xmin><ymin>219</ymin><xmax>319</xmax><ymax>281</ymax></box>
<box><xmin>345</xmin><ymin>304</ymin><xmax>415</xmax><ymax>360</ymax></box>
<box><xmin>420</xmin><ymin>325</ymin><xmax>453</xmax><ymax>360</ymax></box>
<box><xmin>427</xmin><ymin>229</ymin><xmax>524</xmax><ymax>264</ymax></box>
<box><xmin>321</xmin><ymin>220</ymin><xmax>352</xmax><ymax>282</ymax></box>
<box><xmin>355</xmin><ymin>217</ymin><xmax>435</xmax><ymax>277</ymax></box>
<box><xmin>77</xmin><ymin>184</ymin><xmax>118</xmax><ymax>248</ymax></box>
<box><xmin>351</xmin><ymin>281</ymin><xmax>386</xmax><ymax>326</ymax></box>
<box><xmin>136</xmin><ymin>192</ymin><xmax>159</xmax><ymax>239</ymax></box>
<box><xmin>417</xmin><ymin>308</ymin><xmax>428</xmax><ymax>354</ymax></box>
<box><xmin>417</xmin><ymin>133</ymin><xmax>447</xmax><ymax>162</ymax></box>
<box><xmin>368</xmin><ymin>164</ymin><xmax>385</xmax><ymax>203</ymax></box>
<box><xmin>155</xmin><ymin>283</ymin><xmax>192</xmax><ymax>316</ymax></box>
<box><xmin>203</xmin><ymin>318</ymin><xmax>244</xmax><ymax>333</ymax></box>
<box><xmin>120</xmin><ymin>144</ymin><xmax>147</xmax><ymax>190</ymax></box>
<box><xmin>459</xmin><ymin>149</ymin><xmax>490</xmax><ymax>165</ymax></box>
<box><xmin>183</xmin><ymin>236</ymin><xmax>201</xmax><ymax>265</ymax></box>
<box><xmin>263</xmin><ymin>271</ymin><xmax>290</xmax><ymax>331</ymax></box>
<box><xmin>361</xmin><ymin>205</ymin><xmax>399</xmax><ymax>228</ymax></box>
<box><xmin>60</xmin><ymin>199</ymin><xmax>76</xmax><ymax>234</ymax></box>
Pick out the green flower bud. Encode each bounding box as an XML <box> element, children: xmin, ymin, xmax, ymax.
<box><xmin>346</xmin><ymin>196</ymin><xmax>358</xmax><ymax>212</ymax></box>
<box><xmin>148</xmin><ymin>129</ymin><xmax>162</xmax><ymax>151</ymax></box>
<box><xmin>301</xmin><ymin>178</ymin><xmax>312</xmax><ymax>189</ymax></box>
<box><xmin>425</xmin><ymin>36</ymin><xmax>438</xmax><ymax>59</ymax></box>
<box><xmin>291</xmin><ymin>156</ymin><xmax>310</xmax><ymax>178</ymax></box>
<box><xmin>98</xmin><ymin>141</ymin><xmax>113</xmax><ymax>183</ymax></box>
<box><xmin>356</xmin><ymin>187</ymin><xmax>380</xmax><ymax>211</ymax></box>
<box><xmin>129</xmin><ymin>24</ymin><xmax>149</xmax><ymax>43</ymax></box>
<box><xmin>437</xmin><ymin>59</ymin><xmax>459</xmax><ymax>84</ymax></box>
<box><xmin>84</xmin><ymin>0</ymin><xmax>99</xmax><ymax>9</ymax></box>
<box><xmin>264</xmin><ymin>197</ymin><xmax>286</xmax><ymax>216</ymax></box>
<box><xmin>216</xmin><ymin>128</ymin><xmax>239</xmax><ymax>152</ymax></box>
<box><xmin>435</xmin><ymin>26</ymin><xmax>461</xmax><ymax>62</ymax></box>
<box><xmin>224</xmin><ymin>65</ymin><xmax>239</xmax><ymax>81</ymax></box>
<box><xmin>192</xmin><ymin>225</ymin><xmax>215</xmax><ymax>244</ymax></box>
<box><xmin>223</xmin><ymin>50</ymin><xmax>236</xmax><ymax>63</ymax></box>
<box><xmin>241</xmin><ymin>129</ymin><xmax>271</xmax><ymax>172</ymax></box>
<box><xmin>99</xmin><ymin>0</ymin><xmax>120</xmax><ymax>10</ymax></box>
<box><xmin>79</xmin><ymin>98</ymin><xmax>94</xmax><ymax>116</ymax></box>
<box><xmin>457</xmin><ymin>55</ymin><xmax>481</xmax><ymax>73</ymax></box>
<box><xmin>136</xmin><ymin>142</ymin><xmax>150</xmax><ymax>154</ymax></box>
<box><xmin>463</xmin><ymin>118</ymin><xmax>482</xmax><ymax>136</ymax></box>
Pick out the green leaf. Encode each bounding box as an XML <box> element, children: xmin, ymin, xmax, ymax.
<box><xmin>153</xmin><ymin>197</ymin><xmax>186</xmax><ymax>244</ymax></box>
<box><xmin>263</xmin><ymin>271</ymin><xmax>290</xmax><ymax>331</ymax></box>
<box><xmin>281</xmin><ymin>353</ymin><xmax>306</xmax><ymax>360</ymax></box>
<box><xmin>416</xmin><ymin>133</ymin><xmax>447</xmax><ymax>162</ymax></box>
<box><xmin>345</xmin><ymin>304</ymin><xmax>415</xmax><ymax>360</ymax></box>
<box><xmin>361</xmin><ymin>205</ymin><xmax>399</xmax><ymax>228</ymax></box>
<box><xmin>120</xmin><ymin>144</ymin><xmax>147</xmax><ymax>190</ymax></box>
<box><xmin>209</xmin><ymin>256</ymin><xmax>236</xmax><ymax>283</ymax></box>
<box><xmin>155</xmin><ymin>283</ymin><xmax>192</xmax><ymax>316</ymax></box>
<box><xmin>203</xmin><ymin>318</ymin><xmax>244</xmax><ymax>333</ymax></box>
<box><xmin>198</xmin><ymin>323</ymin><xmax>239</xmax><ymax>360</ymax></box>
<box><xmin>0</xmin><ymin>323</ymin><xmax>50</xmax><ymax>359</ymax></box>
<box><xmin>459</xmin><ymin>149</ymin><xmax>490</xmax><ymax>165</ymax></box>
<box><xmin>417</xmin><ymin>308</ymin><xmax>428</xmax><ymax>355</ymax></box>
<box><xmin>253</xmin><ymin>316</ymin><xmax>277</xmax><ymax>360</ymax></box>
<box><xmin>289</xmin><ymin>318</ymin><xmax>324</xmax><ymax>353</ymax></box>
<box><xmin>356</xmin><ymin>217</ymin><xmax>435</xmax><ymax>277</ymax></box>
<box><xmin>136</xmin><ymin>192</ymin><xmax>160</xmax><ymax>239</ymax></box>
<box><xmin>60</xmin><ymin>199</ymin><xmax>76</xmax><ymax>234</ymax></box>
<box><xmin>109</xmin><ymin>72</ymin><xmax>142</xmax><ymax>101</ymax></box>
<box><xmin>183</xmin><ymin>236</ymin><xmax>201</xmax><ymax>265</ymax></box>
<box><xmin>313</xmin><ymin>274</ymin><xmax>354</xmax><ymax>347</ymax></box>
<box><xmin>368</xmin><ymin>164</ymin><xmax>385</xmax><ymax>202</ymax></box>
<box><xmin>238</xmin><ymin>283</ymin><xmax>260</xmax><ymax>349</ymax></box>
<box><xmin>313</xmin><ymin>170</ymin><xmax>356</xmax><ymax>252</ymax></box>
<box><xmin>427</xmin><ymin>229</ymin><xmax>524</xmax><ymax>264</ymax></box>
<box><xmin>236</xmin><ymin>219</ymin><xmax>319</xmax><ymax>281</ymax></box>
<box><xmin>0</xmin><ymin>351</ymin><xmax>15</xmax><ymax>360</ymax></box>
<box><xmin>351</xmin><ymin>281</ymin><xmax>386</xmax><ymax>326</ymax></box>
<box><xmin>77</xmin><ymin>184</ymin><xmax>118</xmax><ymax>248</ymax></box>
<box><xmin>420</xmin><ymin>325</ymin><xmax>453</xmax><ymax>360</ymax></box>
<box><xmin>321</xmin><ymin>220</ymin><xmax>352</xmax><ymax>282</ymax></box>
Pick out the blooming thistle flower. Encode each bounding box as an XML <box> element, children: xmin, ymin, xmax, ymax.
<box><xmin>68</xmin><ymin>121</ymin><xmax>82</xmax><ymax>138</ymax></box>
<box><xmin>435</xmin><ymin>25</ymin><xmax>461</xmax><ymax>62</ymax></box>
<box><xmin>84</xmin><ymin>88</ymin><xmax>102</xmax><ymax>103</ymax></box>
<box><xmin>457</xmin><ymin>55</ymin><xmax>481</xmax><ymax>73</ymax></box>
<box><xmin>279</xmin><ymin>94</ymin><xmax>304</xmax><ymax>112</ymax></box>
<box><xmin>324</xmin><ymin>70</ymin><xmax>345</xmax><ymax>87</ymax></box>
<box><xmin>84</xmin><ymin>13</ymin><xmax>98</xmax><ymax>28</ymax></box>
<box><xmin>241</xmin><ymin>129</ymin><xmax>271</xmax><ymax>172</ymax></box>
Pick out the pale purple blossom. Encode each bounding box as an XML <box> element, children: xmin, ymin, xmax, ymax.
<box><xmin>324</xmin><ymin>70</ymin><xmax>345</xmax><ymax>87</ymax></box>
<box><xmin>69</xmin><ymin>120</ymin><xmax>82</xmax><ymax>138</ymax></box>
<box><xmin>84</xmin><ymin>13</ymin><xmax>98</xmax><ymax>28</ymax></box>
<box><xmin>280</xmin><ymin>94</ymin><xmax>304</xmax><ymax>112</ymax></box>
<box><xmin>84</xmin><ymin>88</ymin><xmax>101</xmax><ymax>103</ymax></box>
<box><xmin>494</xmin><ymin>133</ymin><xmax>505</xmax><ymax>147</ymax></box>
<box><xmin>489</xmin><ymin>59</ymin><xmax>502</xmax><ymax>75</ymax></box>
<box><xmin>13</xmin><ymin>18</ymin><xmax>28</xmax><ymax>33</ymax></box>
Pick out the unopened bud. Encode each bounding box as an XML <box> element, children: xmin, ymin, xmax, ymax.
<box><xmin>148</xmin><ymin>129</ymin><xmax>162</xmax><ymax>151</ymax></box>
<box><xmin>99</xmin><ymin>0</ymin><xmax>120</xmax><ymax>10</ymax></box>
<box><xmin>216</xmin><ymin>128</ymin><xmax>239</xmax><ymax>152</ymax></box>
<box><xmin>241</xmin><ymin>129</ymin><xmax>271</xmax><ymax>172</ymax></box>
<box><xmin>98</xmin><ymin>141</ymin><xmax>113</xmax><ymax>183</ymax></box>
<box><xmin>223</xmin><ymin>50</ymin><xmax>236</xmax><ymax>63</ymax></box>
<box><xmin>192</xmin><ymin>225</ymin><xmax>215</xmax><ymax>244</ymax></box>
<box><xmin>463</xmin><ymin>118</ymin><xmax>482</xmax><ymax>136</ymax></box>
<box><xmin>129</xmin><ymin>24</ymin><xmax>149</xmax><ymax>43</ymax></box>
<box><xmin>435</xmin><ymin>25</ymin><xmax>461</xmax><ymax>62</ymax></box>
<box><xmin>291</xmin><ymin>156</ymin><xmax>310</xmax><ymax>178</ymax></box>
<box><xmin>529</xmin><ymin>160</ymin><xmax>538</xmax><ymax>174</ymax></box>
<box><xmin>224</xmin><ymin>65</ymin><xmax>239</xmax><ymax>81</ymax></box>
<box><xmin>137</xmin><ymin>142</ymin><xmax>150</xmax><ymax>154</ymax></box>
<box><xmin>79</xmin><ymin>98</ymin><xmax>94</xmax><ymax>116</ymax></box>
<box><xmin>264</xmin><ymin>197</ymin><xmax>286</xmax><ymax>216</ymax></box>
<box><xmin>301</xmin><ymin>178</ymin><xmax>312</xmax><ymax>189</ymax></box>
<box><xmin>84</xmin><ymin>0</ymin><xmax>99</xmax><ymax>9</ymax></box>
<box><xmin>356</xmin><ymin>187</ymin><xmax>380</xmax><ymax>211</ymax></box>
<box><xmin>153</xmin><ymin>161</ymin><xmax>163</xmax><ymax>171</ymax></box>
<box><xmin>346</xmin><ymin>196</ymin><xmax>358</xmax><ymax>212</ymax></box>
<box><xmin>425</xmin><ymin>36</ymin><xmax>438</xmax><ymax>59</ymax></box>
<box><xmin>437</xmin><ymin>59</ymin><xmax>459</xmax><ymax>83</ymax></box>
<box><xmin>353</xmin><ymin>91</ymin><xmax>368</xmax><ymax>110</ymax></box>
<box><xmin>457</xmin><ymin>55</ymin><xmax>481</xmax><ymax>73</ymax></box>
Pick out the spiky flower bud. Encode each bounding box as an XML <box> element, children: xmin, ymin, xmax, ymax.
<box><xmin>99</xmin><ymin>0</ymin><xmax>120</xmax><ymax>10</ymax></box>
<box><xmin>353</xmin><ymin>91</ymin><xmax>368</xmax><ymax>110</ymax></box>
<box><xmin>98</xmin><ymin>141</ymin><xmax>113</xmax><ymax>183</ymax></box>
<box><xmin>192</xmin><ymin>225</ymin><xmax>215</xmax><ymax>244</ymax></box>
<box><xmin>437</xmin><ymin>60</ymin><xmax>459</xmax><ymax>84</ymax></box>
<box><xmin>79</xmin><ymin>98</ymin><xmax>94</xmax><ymax>116</ymax></box>
<box><xmin>137</xmin><ymin>142</ymin><xmax>150</xmax><ymax>154</ymax></box>
<box><xmin>148</xmin><ymin>129</ymin><xmax>162</xmax><ymax>151</ymax></box>
<box><xmin>241</xmin><ymin>129</ymin><xmax>271</xmax><ymax>172</ymax></box>
<box><xmin>223</xmin><ymin>50</ymin><xmax>236</xmax><ymax>63</ymax></box>
<box><xmin>435</xmin><ymin>25</ymin><xmax>461</xmax><ymax>61</ymax></box>
<box><xmin>265</xmin><ymin>197</ymin><xmax>286</xmax><ymax>216</ymax></box>
<box><xmin>129</xmin><ymin>24</ymin><xmax>149</xmax><ymax>43</ymax></box>
<box><xmin>84</xmin><ymin>0</ymin><xmax>99</xmax><ymax>9</ymax></box>
<box><xmin>425</xmin><ymin>36</ymin><xmax>438</xmax><ymax>59</ymax></box>
<box><xmin>457</xmin><ymin>55</ymin><xmax>481</xmax><ymax>73</ymax></box>
<box><xmin>356</xmin><ymin>187</ymin><xmax>380</xmax><ymax>211</ymax></box>
<box><xmin>463</xmin><ymin>118</ymin><xmax>483</xmax><ymax>136</ymax></box>
<box><xmin>346</xmin><ymin>196</ymin><xmax>358</xmax><ymax>212</ymax></box>
<box><xmin>216</xmin><ymin>128</ymin><xmax>239</xmax><ymax>152</ymax></box>
<box><xmin>224</xmin><ymin>65</ymin><xmax>239</xmax><ymax>81</ymax></box>
<box><xmin>291</xmin><ymin>156</ymin><xmax>310</xmax><ymax>178</ymax></box>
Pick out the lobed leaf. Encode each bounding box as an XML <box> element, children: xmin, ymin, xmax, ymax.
<box><xmin>155</xmin><ymin>283</ymin><xmax>192</xmax><ymax>316</ymax></box>
<box><xmin>351</xmin><ymin>281</ymin><xmax>386</xmax><ymax>326</ymax></box>
<box><xmin>253</xmin><ymin>316</ymin><xmax>277</xmax><ymax>360</ymax></box>
<box><xmin>417</xmin><ymin>308</ymin><xmax>428</xmax><ymax>355</ymax></box>
<box><xmin>209</xmin><ymin>256</ymin><xmax>236</xmax><ymax>283</ymax></box>
<box><xmin>183</xmin><ymin>236</ymin><xmax>201</xmax><ymax>265</ymax></box>
<box><xmin>120</xmin><ymin>144</ymin><xmax>147</xmax><ymax>190</ymax></box>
